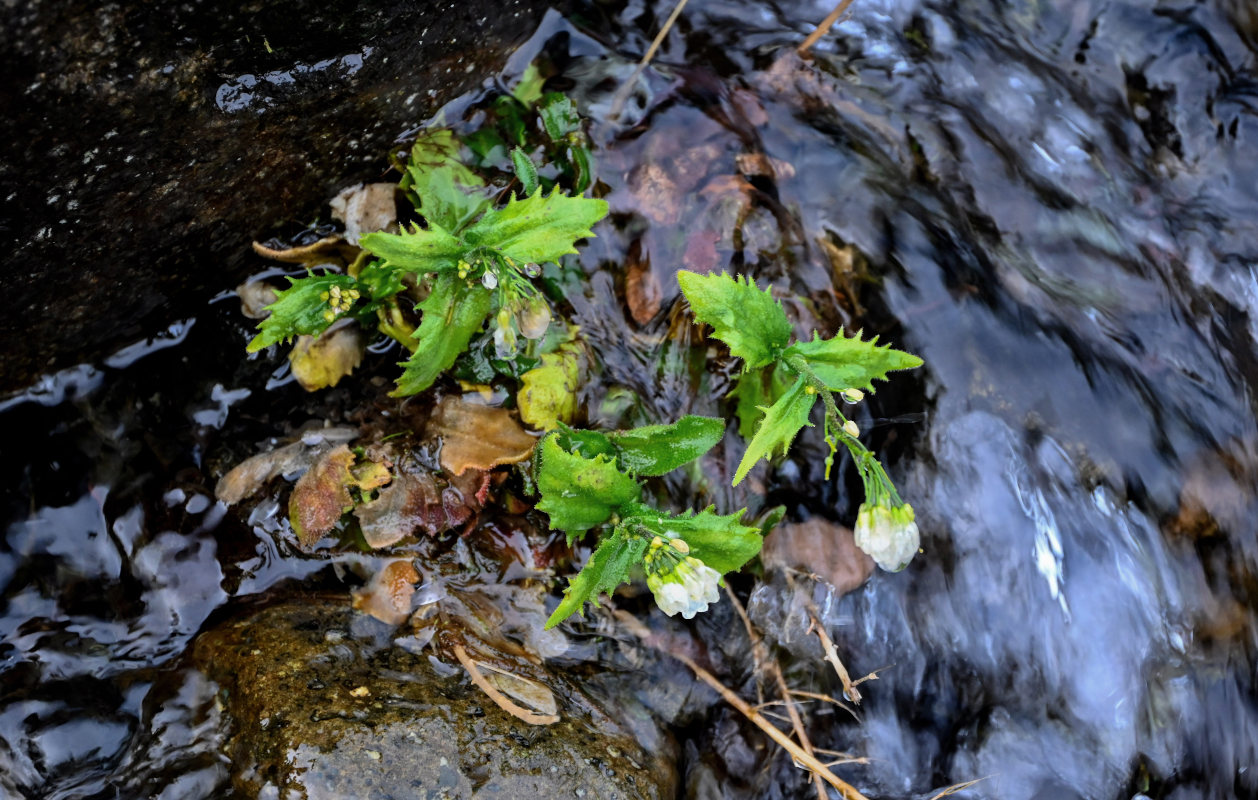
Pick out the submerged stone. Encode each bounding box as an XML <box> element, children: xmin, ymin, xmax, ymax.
<box><xmin>192</xmin><ymin>600</ymin><xmax>676</xmax><ymax>799</ymax></box>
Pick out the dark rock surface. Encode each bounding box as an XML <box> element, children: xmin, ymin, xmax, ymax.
<box><xmin>192</xmin><ymin>600</ymin><xmax>677</xmax><ymax>799</ymax></box>
<box><xmin>0</xmin><ymin>0</ymin><xmax>552</xmax><ymax>394</ymax></box>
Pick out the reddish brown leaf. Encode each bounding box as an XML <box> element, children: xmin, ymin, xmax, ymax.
<box><xmin>288</xmin><ymin>444</ymin><xmax>357</xmax><ymax>549</ymax></box>
<box><xmin>761</xmin><ymin>518</ymin><xmax>874</xmax><ymax>596</ymax></box>
<box><xmin>625</xmin><ymin>239</ymin><xmax>662</xmax><ymax>325</ymax></box>
<box><xmin>351</xmin><ymin>559</ymin><xmax>420</xmax><ymax>626</ymax></box>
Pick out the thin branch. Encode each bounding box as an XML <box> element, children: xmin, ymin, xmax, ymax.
<box><xmin>452</xmin><ymin>644</ymin><xmax>559</xmax><ymax>726</ymax></box>
<box><xmin>797</xmin><ymin>0</ymin><xmax>857</xmax><ymax>56</ymax></box>
<box><xmin>789</xmin><ymin>689</ymin><xmax>861</xmax><ymax>722</ymax></box>
<box><xmin>614</xmin><ymin>610</ymin><xmax>870</xmax><ymax>800</ymax></box>
<box><xmin>785</xmin><ymin>570</ymin><xmax>862</xmax><ymax>703</ymax></box>
<box><xmin>929</xmin><ymin>777</ymin><xmax>991</xmax><ymax>799</ymax></box>
<box><xmin>609</xmin><ymin>0</ymin><xmax>692</xmax><ymax>118</ymax></box>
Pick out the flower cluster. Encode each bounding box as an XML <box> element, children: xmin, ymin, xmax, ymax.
<box><xmin>644</xmin><ymin>535</ymin><xmax>721</xmax><ymax>619</ymax></box>
<box><xmin>853</xmin><ymin>502</ymin><xmax>919</xmax><ymax>572</ymax></box>
<box><xmin>319</xmin><ymin>284</ymin><xmax>360</xmax><ymax>322</ymax></box>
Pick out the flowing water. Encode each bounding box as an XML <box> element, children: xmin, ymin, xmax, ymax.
<box><xmin>3</xmin><ymin>0</ymin><xmax>1257</xmax><ymax>797</ymax></box>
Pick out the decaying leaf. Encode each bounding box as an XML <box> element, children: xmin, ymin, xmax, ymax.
<box><xmin>351</xmin><ymin>559</ymin><xmax>421</xmax><ymax>626</ymax></box>
<box><xmin>475</xmin><ymin>660</ymin><xmax>559</xmax><ymax>718</ymax></box>
<box><xmin>289</xmin><ymin>444</ymin><xmax>357</xmax><ymax>549</ymax></box>
<box><xmin>214</xmin><ymin>427</ymin><xmax>359</xmax><ymax>505</ymax></box>
<box><xmin>251</xmin><ymin>236</ymin><xmax>343</xmax><ymax>263</ymax></box>
<box><xmin>625</xmin><ymin>240</ymin><xmax>662</xmax><ymax>325</ymax></box>
<box><xmin>630</xmin><ymin>163</ymin><xmax>682</xmax><ymax>225</ymax></box>
<box><xmin>236</xmin><ymin>280</ymin><xmax>278</xmax><ymax>319</ymax></box>
<box><xmin>288</xmin><ymin>320</ymin><xmax>365</xmax><ymax>392</ymax></box>
<box><xmin>431</xmin><ymin>396</ymin><xmax>536</xmax><ymax>475</ymax></box>
<box><xmin>735</xmin><ymin>152</ymin><xmax>797</xmax><ymax>180</ymax></box>
<box><xmin>329</xmin><ymin>182</ymin><xmax>398</xmax><ymax>246</ymax></box>
<box><xmin>761</xmin><ymin>518</ymin><xmax>874</xmax><ymax>596</ymax></box>
<box><xmin>354</xmin><ymin>468</ymin><xmax>487</xmax><ymax>547</ymax></box>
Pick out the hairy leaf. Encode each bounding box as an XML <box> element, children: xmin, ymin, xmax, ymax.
<box><xmin>535</xmin><ymin>434</ymin><xmax>641</xmax><ymax>534</ymax></box>
<box><xmin>677</xmin><ymin>271</ymin><xmax>792</xmax><ymax>369</ymax></box>
<box><xmin>393</xmin><ymin>275</ymin><xmax>492</xmax><ymax>396</ymax></box>
<box><xmin>631</xmin><ymin>506</ymin><xmax>762</xmax><ymax>574</ymax></box>
<box><xmin>544</xmin><ymin>528</ymin><xmax>649</xmax><ymax>628</ymax></box>
<box><xmin>355</xmin><ymin>261</ymin><xmax>407</xmax><ymax>302</ymax></box>
<box><xmin>608</xmin><ymin>415</ymin><xmax>725</xmax><ymax>476</ymax></box>
<box><xmin>785</xmin><ymin>330</ymin><xmax>923</xmax><ymax>393</ymax></box>
<box><xmin>538</xmin><ymin>92</ymin><xmax>581</xmax><ymax>141</ymax></box>
<box><xmin>463</xmin><ymin>190</ymin><xmax>608</xmax><ymax>266</ymax></box>
<box><xmin>733</xmin><ymin>375</ymin><xmax>815</xmax><ymax>485</ymax></box>
<box><xmin>247</xmin><ymin>273</ymin><xmax>356</xmax><ymax>352</ymax></box>
<box><xmin>360</xmin><ymin>221</ymin><xmax>467</xmax><ymax>276</ymax></box>
<box><xmin>552</xmin><ymin>424</ymin><xmax>616</xmax><ymax>460</ymax></box>
<box><xmin>412</xmin><ymin>165</ymin><xmax>492</xmax><ymax>234</ymax></box>
<box><xmin>511</xmin><ymin>148</ymin><xmax>540</xmax><ymax>197</ymax></box>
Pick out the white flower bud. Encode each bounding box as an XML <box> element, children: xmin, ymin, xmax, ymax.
<box><xmin>516</xmin><ymin>297</ymin><xmax>551</xmax><ymax>339</ymax></box>
<box><xmin>647</xmin><ymin>556</ymin><xmax>722</xmax><ymax>619</ymax></box>
<box><xmin>841</xmin><ymin>388</ymin><xmax>864</xmax><ymax>404</ymax></box>
<box><xmin>854</xmin><ymin>503</ymin><xmax>919</xmax><ymax>572</ymax></box>
<box><xmin>843</xmin><ymin>420</ymin><xmax>860</xmax><ymax>438</ymax></box>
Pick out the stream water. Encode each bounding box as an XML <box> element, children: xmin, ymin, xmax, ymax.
<box><xmin>3</xmin><ymin>0</ymin><xmax>1257</xmax><ymax>797</ymax></box>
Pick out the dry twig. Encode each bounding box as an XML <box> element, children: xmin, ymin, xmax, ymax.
<box><xmin>452</xmin><ymin>644</ymin><xmax>560</xmax><ymax>726</ymax></box>
<box><xmin>614</xmin><ymin>609</ymin><xmax>870</xmax><ymax>800</ymax></box>
<box><xmin>797</xmin><ymin>0</ymin><xmax>857</xmax><ymax>56</ymax></box>
<box><xmin>785</xmin><ymin>570</ymin><xmax>865</xmax><ymax>703</ymax></box>
<box><xmin>609</xmin><ymin>0</ymin><xmax>692</xmax><ymax>118</ymax></box>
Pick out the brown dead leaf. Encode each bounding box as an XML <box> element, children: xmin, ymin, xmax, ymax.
<box><xmin>735</xmin><ymin>153</ymin><xmax>797</xmax><ymax>180</ymax></box>
<box><xmin>630</xmin><ymin>163</ymin><xmax>682</xmax><ymax>225</ymax></box>
<box><xmin>682</xmin><ymin>230</ymin><xmax>721</xmax><ymax>274</ymax></box>
<box><xmin>762</xmin><ymin>518</ymin><xmax>874</xmax><ymax>596</ymax></box>
<box><xmin>251</xmin><ymin>236</ymin><xmax>343</xmax><ymax>263</ymax></box>
<box><xmin>431</xmin><ymin>397</ymin><xmax>536</xmax><ymax>476</ymax></box>
<box><xmin>475</xmin><ymin>660</ymin><xmax>559</xmax><ymax>718</ymax></box>
<box><xmin>289</xmin><ymin>444</ymin><xmax>357</xmax><ymax>549</ymax></box>
<box><xmin>354</xmin><ymin>467</ymin><xmax>486</xmax><ymax>547</ymax></box>
<box><xmin>214</xmin><ymin>427</ymin><xmax>359</xmax><ymax>505</ymax></box>
<box><xmin>329</xmin><ymin>182</ymin><xmax>398</xmax><ymax>246</ymax></box>
<box><xmin>352</xmin><ymin>559</ymin><xmax>420</xmax><ymax>626</ymax></box>
<box><xmin>289</xmin><ymin>320</ymin><xmax>365</xmax><ymax>392</ymax></box>
<box><xmin>625</xmin><ymin>239</ymin><xmax>661</xmax><ymax>325</ymax></box>
<box><xmin>236</xmin><ymin>280</ymin><xmax>278</xmax><ymax>319</ymax></box>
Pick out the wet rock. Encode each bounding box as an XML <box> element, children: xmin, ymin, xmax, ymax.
<box><xmin>0</xmin><ymin>0</ymin><xmax>554</xmax><ymax>394</ymax></box>
<box><xmin>193</xmin><ymin>600</ymin><xmax>676</xmax><ymax>799</ymax></box>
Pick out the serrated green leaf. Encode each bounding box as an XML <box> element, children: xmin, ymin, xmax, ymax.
<box><xmin>607</xmin><ymin>415</ymin><xmax>725</xmax><ymax>476</ymax></box>
<box><xmin>403</xmin><ymin>129</ymin><xmax>482</xmax><ymax>189</ymax></box>
<box><xmin>511</xmin><ymin>148</ymin><xmax>540</xmax><ymax>197</ymax></box>
<box><xmin>631</xmin><ymin>506</ymin><xmax>762</xmax><ymax>574</ymax></box>
<box><xmin>392</xmin><ymin>274</ymin><xmax>491</xmax><ymax>396</ymax></box>
<box><xmin>411</xmin><ymin>165</ymin><xmax>492</xmax><ymax>234</ymax></box>
<box><xmin>544</xmin><ymin>528</ymin><xmax>649</xmax><ymax>628</ymax></box>
<box><xmin>733</xmin><ymin>375</ymin><xmax>816</xmax><ymax>485</ymax></box>
<box><xmin>535</xmin><ymin>434</ymin><xmax>641</xmax><ymax>533</ymax></box>
<box><xmin>538</xmin><ymin>92</ymin><xmax>581</xmax><ymax>141</ymax></box>
<box><xmin>355</xmin><ymin>261</ymin><xmax>407</xmax><ymax>302</ymax></box>
<box><xmin>247</xmin><ymin>274</ymin><xmax>356</xmax><ymax>352</ymax></box>
<box><xmin>360</xmin><ymin>221</ymin><xmax>467</xmax><ymax>276</ymax></box>
<box><xmin>553</xmin><ymin>424</ymin><xmax>616</xmax><ymax>460</ymax></box>
<box><xmin>463</xmin><ymin>189</ymin><xmax>608</xmax><ymax>266</ymax></box>
<box><xmin>677</xmin><ymin>271</ymin><xmax>793</xmax><ymax>369</ymax></box>
<box><xmin>512</xmin><ymin>62</ymin><xmax>546</xmax><ymax>108</ymax></box>
<box><xmin>784</xmin><ymin>330</ymin><xmax>924</xmax><ymax>393</ymax></box>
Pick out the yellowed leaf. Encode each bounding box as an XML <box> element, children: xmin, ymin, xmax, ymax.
<box><xmin>289</xmin><ymin>321</ymin><xmax>365</xmax><ymax>392</ymax></box>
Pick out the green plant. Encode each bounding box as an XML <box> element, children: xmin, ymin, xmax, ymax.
<box><xmin>239</xmin><ymin>81</ymin><xmax>926</xmax><ymax>629</ymax></box>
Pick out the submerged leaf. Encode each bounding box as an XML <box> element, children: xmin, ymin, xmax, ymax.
<box><xmin>394</xmin><ymin>275</ymin><xmax>492</xmax><ymax>396</ymax></box>
<box><xmin>351</xmin><ymin>559</ymin><xmax>420</xmax><ymax>626</ymax></box>
<box><xmin>734</xmin><ymin>375</ymin><xmax>815</xmax><ymax>485</ymax></box>
<box><xmin>289</xmin><ymin>444</ymin><xmax>357</xmax><ymax>549</ymax></box>
<box><xmin>785</xmin><ymin>330</ymin><xmax>923</xmax><ymax>393</ymax></box>
<box><xmin>535</xmin><ymin>435</ymin><xmax>641</xmax><ymax>533</ymax></box>
<box><xmin>214</xmin><ymin>427</ymin><xmax>359</xmax><ymax>505</ymax></box>
<box><xmin>463</xmin><ymin>189</ymin><xmax>608</xmax><ymax>266</ymax></box>
<box><xmin>544</xmin><ymin>528</ymin><xmax>650</xmax><ymax>628</ymax></box>
<box><xmin>431</xmin><ymin>396</ymin><xmax>536</xmax><ymax>475</ymax></box>
<box><xmin>630</xmin><ymin>506</ymin><xmax>762</xmax><ymax>574</ymax></box>
<box><xmin>677</xmin><ymin>271</ymin><xmax>792</xmax><ymax>369</ymax></box>
<box><xmin>607</xmin><ymin>415</ymin><xmax>725</xmax><ymax>476</ymax></box>
<box><xmin>538</xmin><ymin>92</ymin><xmax>581</xmax><ymax>142</ymax></box>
